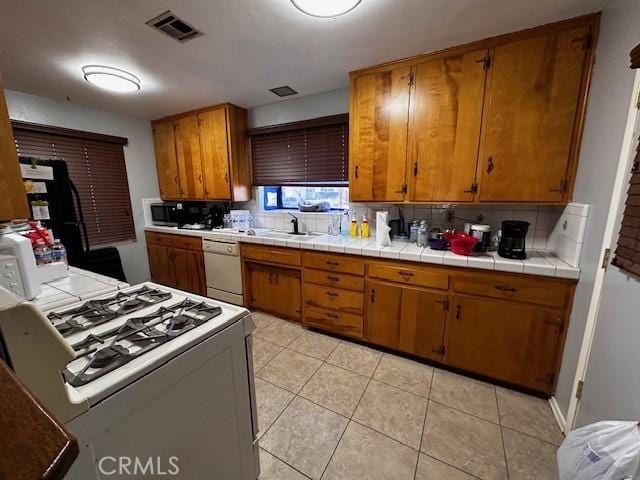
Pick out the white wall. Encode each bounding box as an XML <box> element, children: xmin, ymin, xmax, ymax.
<box><xmin>248</xmin><ymin>88</ymin><xmax>348</xmax><ymax>128</ymax></box>
<box><xmin>554</xmin><ymin>0</ymin><xmax>640</xmax><ymax>417</ymax></box>
<box><xmin>5</xmin><ymin>89</ymin><xmax>158</xmax><ymax>284</ymax></box>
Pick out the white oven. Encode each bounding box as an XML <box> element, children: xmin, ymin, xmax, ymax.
<box><xmin>203</xmin><ymin>238</ymin><xmax>243</xmax><ymax>306</ymax></box>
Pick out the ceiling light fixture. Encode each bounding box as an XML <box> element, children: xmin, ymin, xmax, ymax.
<box><xmin>82</xmin><ymin>65</ymin><xmax>141</xmax><ymax>93</ymax></box>
<box><xmin>290</xmin><ymin>0</ymin><xmax>362</xmax><ymax>18</ymax></box>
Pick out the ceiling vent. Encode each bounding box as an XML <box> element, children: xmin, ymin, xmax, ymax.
<box><xmin>146</xmin><ymin>11</ymin><xmax>203</xmax><ymax>43</ymax></box>
<box><xmin>269</xmin><ymin>86</ymin><xmax>298</xmax><ymax>97</ymax></box>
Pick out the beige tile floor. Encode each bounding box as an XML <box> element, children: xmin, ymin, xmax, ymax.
<box><xmin>251</xmin><ymin>311</ymin><xmax>564</xmax><ymax>480</ymax></box>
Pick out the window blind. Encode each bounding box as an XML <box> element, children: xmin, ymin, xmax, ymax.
<box><xmin>12</xmin><ymin>122</ymin><xmax>135</xmax><ymax>247</ymax></box>
<box><xmin>250</xmin><ymin>114</ymin><xmax>348</xmax><ymax>186</ymax></box>
<box><xmin>612</xmin><ymin>135</ymin><xmax>640</xmax><ymax>276</ymax></box>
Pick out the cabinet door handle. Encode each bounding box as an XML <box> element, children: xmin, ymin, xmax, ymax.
<box><xmin>455</xmin><ymin>305</ymin><xmax>462</xmax><ymax>320</ymax></box>
<box><xmin>487</xmin><ymin>156</ymin><xmax>494</xmax><ymax>174</ymax></box>
<box><xmin>326</xmin><ymin>291</ymin><xmax>338</xmax><ymax>297</ymax></box>
<box><xmin>275</xmin><ymin>273</ymin><xmax>279</xmax><ymax>286</ymax></box>
<box><xmin>326</xmin><ymin>261</ymin><xmax>339</xmax><ymax>267</ymax></box>
<box><xmin>198</xmin><ymin>174</ymin><xmax>202</xmax><ymax>183</ymax></box>
<box><xmin>326</xmin><ymin>313</ymin><xmax>339</xmax><ymax>319</ymax></box>
<box><xmin>224</xmin><ymin>172</ymin><xmax>229</xmax><ymax>182</ymax></box>
<box><xmin>371</xmin><ymin>289</ymin><xmax>375</xmax><ymax>303</ymax></box>
<box><xmin>174</xmin><ymin>175</ymin><xmax>178</xmax><ymax>184</ymax></box>
<box><xmin>398</xmin><ymin>271</ymin><xmax>414</xmax><ymax>280</ymax></box>
<box><xmin>326</xmin><ymin>276</ymin><xmax>339</xmax><ymax>282</ymax></box>
<box><xmin>355</xmin><ymin>165</ymin><xmax>359</xmax><ymax>178</ymax></box>
<box><xmin>495</xmin><ymin>285</ymin><xmax>517</xmax><ymax>293</ymax></box>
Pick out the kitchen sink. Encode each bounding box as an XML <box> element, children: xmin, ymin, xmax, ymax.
<box><xmin>260</xmin><ymin>232</ymin><xmax>320</xmax><ymax>241</ymax></box>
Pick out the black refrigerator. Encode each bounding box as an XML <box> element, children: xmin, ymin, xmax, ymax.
<box><xmin>19</xmin><ymin>157</ymin><xmax>127</xmax><ymax>282</ymax></box>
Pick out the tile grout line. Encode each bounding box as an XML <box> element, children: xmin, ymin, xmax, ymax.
<box><xmin>317</xmin><ymin>351</ymin><xmax>384</xmax><ymax>479</ymax></box>
<box><xmin>496</xmin><ymin>388</ymin><xmax>511</xmax><ymax>480</ymax></box>
<box><xmin>259</xmin><ymin>446</ymin><xmax>313</xmax><ymax>479</ymax></box>
<box><xmin>413</xmin><ymin>368</ymin><xmax>435</xmax><ymax>480</ymax></box>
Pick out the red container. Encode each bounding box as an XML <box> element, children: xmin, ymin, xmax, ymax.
<box><xmin>444</xmin><ymin>231</ymin><xmax>479</xmax><ymax>256</ymax></box>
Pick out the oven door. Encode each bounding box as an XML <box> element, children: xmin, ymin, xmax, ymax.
<box><xmin>65</xmin><ymin>319</ymin><xmax>258</xmax><ymax>480</ymax></box>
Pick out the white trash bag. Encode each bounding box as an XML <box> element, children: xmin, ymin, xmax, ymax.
<box><xmin>558</xmin><ymin>421</ymin><xmax>640</xmax><ymax>480</ymax></box>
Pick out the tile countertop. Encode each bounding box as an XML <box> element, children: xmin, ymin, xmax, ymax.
<box><xmin>32</xmin><ymin>266</ymin><xmax>130</xmax><ymax>312</ymax></box>
<box><xmin>144</xmin><ymin>225</ymin><xmax>580</xmax><ymax>280</ymax></box>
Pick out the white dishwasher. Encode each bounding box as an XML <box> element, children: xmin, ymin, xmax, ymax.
<box><xmin>203</xmin><ymin>237</ymin><xmax>244</xmax><ymax>305</ymax></box>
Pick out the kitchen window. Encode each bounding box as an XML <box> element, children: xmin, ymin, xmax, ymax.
<box><xmin>262</xmin><ymin>185</ymin><xmax>349</xmax><ymax>210</ymax></box>
<box><xmin>11</xmin><ymin>121</ymin><xmax>135</xmax><ymax>247</ymax></box>
<box><xmin>250</xmin><ymin>114</ymin><xmax>349</xmax><ymax>196</ymax></box>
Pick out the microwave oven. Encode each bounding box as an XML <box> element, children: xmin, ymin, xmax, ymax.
<box><xmin>150</xmin><ymin>203</ymin><xmax>180</xmax><ymax>227</ymax></box>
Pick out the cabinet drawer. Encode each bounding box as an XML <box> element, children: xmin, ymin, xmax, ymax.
<box><xmin>145</xmin><ymin>231</ymin><xmax>173</xmax><ymax>247</ymax></box>
<box><xmin>368</xmin><ymin>263</ymin><xmax>449</xmax><ymax>290</ymax></box>
<box><xmin>304</xmin><ymin>306</ymin><xmax>363</xmax><ymax>339</ymax></box>
<box><xmin>242</xmin><ymin>245</ymin><xmax>301</xmax><ymax>267</ymax></box>
<box><xmin>172</xmin><ymin>235</ymin><xmax>203</xmax><ymax>251</ymax></box>
<box><xmin>303</xmin><ymin>252</ymin><xmax>364</xmax><ymax>275</ymax></box>
<box><xmin>304</xmin><ymin>269</ymin><xmax>364</xmax><ymax>292</ymax></box>
<box><xmin>303</xmin><ymin>283</ymin><xmax>363</xmax><ymax>314</ymax></box>
<box><xmin>453</xmin><ymin>273</ymin><xmax>568</xmax><ymax>308</ymax></box>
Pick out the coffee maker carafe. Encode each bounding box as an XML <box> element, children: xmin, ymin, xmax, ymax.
<box><xmin>498</xmin><ymin>220</ymin><xmax>530</xmax><ymax>260</ymax></box>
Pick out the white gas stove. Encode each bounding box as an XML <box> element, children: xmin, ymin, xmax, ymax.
<box><xmin>0</xmin><ymin>282</ymin><xmax>260</xmax><ymax>479</ymax></box>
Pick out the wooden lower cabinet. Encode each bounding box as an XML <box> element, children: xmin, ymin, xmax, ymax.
<box><xmin>366</xmin><ymin>281</ymin><xmax>447</xmax><ymax>362</ymax></box>
<box><xmin>147</xmin><ymin>243</ymin><xmax>176</xmax><ymax>286</ymax></box>
<box><xmin>446</xmin><ymin>295</ymin><xmax>564</xmax><ymax>392</ymax></box>
<box><xmin>173</xmin><ymin>248</ymin><xmax>205</xmax><ymax>295</ymax></box>
<box><xmin>146</xmin><ymin>232</ymin><xmax>205</xmax><ymax>295</ymax></box>
<box><xmin>241</xmin><ymin>244</ymin><xmax>574</xmax><ymax>395</ymax></box>
<box><xmin>245</xmin><ymin>262</ymin><xmax>302</xmax><ymax>321</ymax></box>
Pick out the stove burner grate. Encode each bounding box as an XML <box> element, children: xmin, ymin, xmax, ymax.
<box><xmin>48</xmin><ymin>286</ymin><xmax>173</xmax><ymax>337</ymax></box>
<box><xmin>64</xmin><ymin>297</ymin><xmax>223</xmax><ymax>386</ymax></box>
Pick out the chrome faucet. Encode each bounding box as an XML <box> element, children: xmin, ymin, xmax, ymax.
<box><xmin>289</xmin><ymin>213</ymin><xmax>300</xmax><ymax>234</ymax></box>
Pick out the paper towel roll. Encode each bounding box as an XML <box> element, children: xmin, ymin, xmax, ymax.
<box><xmin>376</xmin><ymin>211</ymin><xmax>391</xmax><ymax>248</ymax></box>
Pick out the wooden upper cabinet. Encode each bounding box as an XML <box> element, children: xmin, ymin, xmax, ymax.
<box><xmin>477</xmin><ymin>26</ymin><xmax>591</xmax><ymax>202</ymax></box>
<box><xmin>408</xmin><ymin>49</ymin><xmax>488</xmax><ymax>202</ymax></box>
<box><xmin>349</xmin><ymin>66</ymin><xmax>411</xmax><ymax>202</ymax></box>
<box><xmin>174</xmin><ymin>115</ymin><xmax>205</xmax><ymax>200</ymax></box>
<box><xmin>198</xmin><ymin>107</ymin><xmax>231</xmax><ymax>200</ymax></box>
<box><xmin>0</xmin><ymin>74</ymin><xmax>29</xmax><ymax>221</ymax></box>
<box><xmin>348</xmin><ymin>15</ymin><xmax>598</xmax><ymax>204</ymax></box>
<box><xmin>151</xmin><ymin>104</ymin><xmax>250</xmax><ymax>202</ymax></box>
<box><xmin>152</xmin><ymin>121</ymin><xmax>180</xmax><ymax>200</ymax></box>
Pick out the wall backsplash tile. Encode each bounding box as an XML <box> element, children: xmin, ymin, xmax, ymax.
<box><xmin>234</xmin><ymin>194</ymin><xmax>589</xmax><ymax>267</ymax></box>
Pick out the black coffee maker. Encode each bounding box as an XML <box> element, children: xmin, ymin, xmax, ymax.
<box><xmin>498</xmin><ymin>220</ymin><xmax>530</xmax><ymax>259</ymax></box>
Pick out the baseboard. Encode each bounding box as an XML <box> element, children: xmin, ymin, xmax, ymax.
<box><xmin>549</xmin><ymin>396</ymin><xmax>567</xmax><ymax>434</ymax></box>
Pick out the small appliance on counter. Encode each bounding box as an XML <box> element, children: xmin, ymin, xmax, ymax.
<box><xmin>499</xmin><ymin>220</ymin><xmax>530</xmax><ymax>259</ymax></box>
<box><xmin>469</xmin><ymin>224</ymin><xmax>492</xmax><ymax>252</ymax></box>
<box><xmin>150</xmin><ymin>202</ymin><xmax>181</xmax><ymax>226</ymax></box>
<box><xmin>0</xmin><ymin>231</ymin><xmax>41</xmax><ymax>299</ymax></box>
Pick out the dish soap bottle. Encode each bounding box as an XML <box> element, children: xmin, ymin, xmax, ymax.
<box><xmin>361</xmin><ymin>215</ymin><xmax>369</xmax><ymax>238</ymax></box>
<box><xmin>349</xmin><ymin>216</ymin><xmax>358</xmax><ymax>237</ymax></box>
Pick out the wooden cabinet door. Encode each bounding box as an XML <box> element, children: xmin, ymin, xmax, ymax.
<box><xmin>198</xmin><ymin>107</ymin><xmax>232</xmax><ymax>200</ymax></box>
<box><xmin>398</xmin><ymin>287</ymin><xmax>448</xmax><ymax>361</ymax></box>
<box><xmin>147</xmin><ymin>244</ymin><xmax>175</xmax><ymax>287</ymax></box>
<box><xmin>273</xmin><ymin>268</ymin><xmax>302</xmax><ymax>320</ymax></box>
<box><xmin>446</xmin><ymin>296</ymin><xmax>563</xmax><ymax>392</ymax></box>
<box><xmin>349</xmin><ymin>66</ymin><xmax>411</xmax><ymax>201</ymax></box>
<box><xmin>408</xmin><ymin>50</ymin><xmax>488</xmax><ymax>202</ymax></box>
<box><xmin>0</xmin><ymin>75</ymin><xmax>29</xmax><ymax>221</ymax></box>
<box><xmin>173</xmin><ymin>248</ymin><xmax>205</xmax><ymax>295</ymax></box>
<box><xmin>152</xmin><ymin>121</ymin><xmax>180</xmax><ymax>200</ymax></box>
<box><xmin>365</xmin><ymin>281</ymin><xmax>403</xmax><ymax>349</ymax></box>
<box><xmin>247</xmin><ymin>263</ymin><xmax>274</xmax><ymax>312</ymax></box>
<box><xmin>477</xmin><ymin>26</ymin><xmax>591</xmax><ymax>202</ymax></box>
<box><xmin>174</xmin><ymin>115</ymin><xmax>205</xmax><ymax>199</ymax></box>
